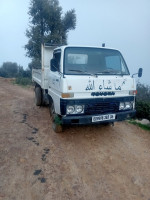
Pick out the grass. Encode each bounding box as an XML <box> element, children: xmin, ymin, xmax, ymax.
<box><xmin>128</xmin><ymin>119</ymin><xmax>150</xmax><ymax>132</ymax></box>
<box><xmin>14</xmin><ymin>77</ymin><xmax>33</xmax><ymax>87</ymax></box>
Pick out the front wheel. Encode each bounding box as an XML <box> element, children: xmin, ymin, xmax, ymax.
<box><xmin>52</xmin><ymin>123</ymin><xmax>63</xmax><ymax>133</ymax></box>
<box><xmin>49</xmin><ymin>101</ymin><xmax>63</xmax><ymax>133</ymax></box>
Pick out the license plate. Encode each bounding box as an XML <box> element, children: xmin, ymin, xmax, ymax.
<box><xmin>92</xmin><ymin>114</ymin><xmax>116</xmax><ymax>122</ymax></box>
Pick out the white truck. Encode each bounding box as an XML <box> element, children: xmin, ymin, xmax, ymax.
<box><xmin>32</xmin><ymin>43</ymin><xmax>142</xmax><ymax>132</ymax></box>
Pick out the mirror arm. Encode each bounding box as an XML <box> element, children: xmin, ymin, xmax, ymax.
<box><xmin>58</xmin><ymin>71</ymin><xmax>64</xmax><ymax>77</ymax></box>
<box><xmin>132</xmin><ymin>73</ymin><xmax>138</xmax><ymax>78</ymax></box>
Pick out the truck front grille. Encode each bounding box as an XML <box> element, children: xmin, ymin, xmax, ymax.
<box><xmin>84</xmin><ymin>102</ymin><xmax>119</xmax><ymax>115</ymax></box>
<box><xmin>60</xmin><ymin>96</ymin><xmax>134</xmax><ymax>115</ymax></box>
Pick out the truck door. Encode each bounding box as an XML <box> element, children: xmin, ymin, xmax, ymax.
<box><xmin>49</xmin><ymin>50</ymin><xmax>62</xmax><ymax>112</ymax></box>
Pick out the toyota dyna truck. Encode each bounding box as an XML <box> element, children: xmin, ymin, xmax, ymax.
<box><xmin>32</xmin><ymin>43</ymin><xmax>142</xmax><ymax>132</ymax></box>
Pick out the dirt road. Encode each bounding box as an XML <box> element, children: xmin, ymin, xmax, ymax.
<box><xmin>0</xmin><ymin>77</ymin><xmax>150</xmax><ymax>200</ymax></box>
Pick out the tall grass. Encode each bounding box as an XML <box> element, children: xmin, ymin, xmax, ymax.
<box><xmin>15</xmin><ymin>77</ymin><xmax>32</xmax><ymax>86</ymax></box>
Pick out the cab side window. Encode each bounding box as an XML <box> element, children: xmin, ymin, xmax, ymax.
<box><xmin>53</xmin><ymin>52</ymin><xmax>61</xmax><ymax>72</ymax></box>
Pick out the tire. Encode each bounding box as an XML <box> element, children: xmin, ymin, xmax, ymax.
<box><xmin>49</xmin><ymin>100</ymin><xmax>63</xmax><ymax>133</ymax></box>
<box><xmin>49</xmin><ymin>101</ymin><xmax>55</xmax><ymax>121</ymax></box>
<box><xmin>35</xmin><ymin>86</ymin><xmax>42</xmax><ymax>106</ymax></box>
<box><xmin>52</xmin><ymin>122</ymin><xmax>63</xmax><ymax>133</ymax></box>
<box><xmin>104</xmin><ymin>122</ymin><xmax>114</xmax><ymax>126</ymax></box>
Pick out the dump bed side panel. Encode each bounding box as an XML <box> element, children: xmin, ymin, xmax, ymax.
<box><xmin>32</xmin><ymin>69</ymin><xmax>42</xmax><ymax>86</ymax></box>
<box><xmin>32</xmin><ymin>44</ymin><xmax>57</xmax><ymax>89</ymax></box>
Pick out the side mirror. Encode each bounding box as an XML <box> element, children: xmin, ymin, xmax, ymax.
<box><xmin>50</xmin><ymin>58</ymin><xmax>57</xmax><ymax>72</ymax></box>
<box><xmin>138</xmin><ymin>68</ymin><xmax>143</xmax><ymax>78</ymax></box>
<box><xmin>132</xmin><ymin>68</ymin><xmax>143</xmax><ymax>78</ymax></box>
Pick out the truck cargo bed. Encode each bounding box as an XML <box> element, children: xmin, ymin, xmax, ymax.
<box><xmin>32</xmin><ymin>69</ymin><xmax>42</xmax><ymax>86</ymax></box>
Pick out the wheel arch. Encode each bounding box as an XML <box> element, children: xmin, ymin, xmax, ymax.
<box><xmin>48</xmin><ymin>92</ymin><xmax>61</xmax><ymax>115</ymax></box>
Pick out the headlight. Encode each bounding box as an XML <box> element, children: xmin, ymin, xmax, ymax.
<box><xmin>66</xmin><ymin>105</ymin><xmax>84</xmax><ymax>114</ymax></box>
<box><xmin>67</xmin><ymin>105</ymin><xmax>75</xmax><ymax>114</ymax></box>
<box><xmin>119</xmin><ymin>102</ymin><xmax>125</xmax><ymax>110</ymax></box>
<box><xmin>125</xmin><ymin>102</ymin><xmax>132</xmax><ymax>109</ymax></box>
<box><xmin>76</xmin><ymin>105</ymin><xmax>84</xmax><ymax>113</ymax></box>
<box><xmin>119</xmin><ymin>102</ymin><xmax>133</xmax><ymax>110</ymax></box>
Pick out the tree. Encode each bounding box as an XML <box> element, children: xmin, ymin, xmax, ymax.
<box><xmin>25</xmin><ymin>0</ymin><xmax>76</xmax><ymax>68</ymax></box>
<box><xmin>0</xmin><ymin>62</ymin><xmax>32</xmax><ymax>79</ymax></box>
<box><xmin>0</xmin><ymin>62</ymin><xmax>18</xmax><ymax>78</ymax></box>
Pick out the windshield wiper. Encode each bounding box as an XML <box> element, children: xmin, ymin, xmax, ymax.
<box><xmin>102</xmin><ymin>69</ymin><xmax>117</xmax><ymax>73</ymax></box>
<box><xmin>68</xmin><ymin>69</ymin><xmax>83</xmax><ymax>73</ymax></box>
<box><xmin>68</xmin><ymin>69</ymin><xmax>97</xmax><ymax>77</ymax></box>
<box><xmin>96</xmin><ymin>71</ymin><xmax>116</xmax><ymax>75</ymax></box>
<box><xmin>96</xmin><ymin>69</ymin><xmax>122</xmax><ymax>75</ymax></box>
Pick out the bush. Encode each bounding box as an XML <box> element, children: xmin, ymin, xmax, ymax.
<box><xmin>136</xmin><ymin>83</ymin><xmax>150</xmax><ymax>103</ymax></box>
<box><xmin>136</xmin><ymin>101</ymin><xmax>150</xmax><ymax>120</ymax></box>
<box><xmin>0</xmin><ymin>62</ymin><xmax>32</xmax><ymax>79</ymax></box>
<box><xmin>15</xmin><ymin>77</ymin><xmax>32</xmax><ymax>86</ymax></box>
<box><xmin>136</xmin><ymin>83</ymin><xmax>150</xmax><ymax>120</ymax></box>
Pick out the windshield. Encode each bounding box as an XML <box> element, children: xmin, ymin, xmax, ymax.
<box><xmin>64</xmin><ymin>47</ymin><xmax>129</xmax><ymax>75</ymax></box>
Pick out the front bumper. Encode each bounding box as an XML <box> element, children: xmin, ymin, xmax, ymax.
<box><xmin>62</xmin><ymin>110</ymin><xmax>136</xmax><ymax>125</ymax></box>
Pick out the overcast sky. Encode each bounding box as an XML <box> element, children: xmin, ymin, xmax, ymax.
<box><xmin>0</xmin><ymin>0</ymin><xmax>150</xmax><ymax>84</ymax></box>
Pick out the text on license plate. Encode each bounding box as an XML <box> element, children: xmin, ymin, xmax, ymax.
<box><xmin>92</xmin><ymin>114</ymin><xmax>116</xmax><ymax>122</ymax></box>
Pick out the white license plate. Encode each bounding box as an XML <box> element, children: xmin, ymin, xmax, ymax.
<box><xmin>92</xmin><ymin>114</ymin><xmax>116</xmax><ymax>122</ymax></box>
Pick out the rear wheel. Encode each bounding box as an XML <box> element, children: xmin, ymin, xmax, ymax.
<box><xmin>35</xmin><ymin>86</ymin><xmax>42</xmax><ymax>106</ymax></box>
<box><xmin>49</xmin><ymin>101</ymin><xmax>63</xmax><ymax>133</ymax></box>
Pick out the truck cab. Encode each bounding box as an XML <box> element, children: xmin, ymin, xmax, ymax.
<box><xmin>33</xmin><ymin>44</ymin><xmax>141</xmax><ymax>132</ymax></box>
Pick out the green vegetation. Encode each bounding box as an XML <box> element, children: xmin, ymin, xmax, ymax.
<box><xmin>0</xmin><ymin>62</ymin><xmax>32</xmax><ymax>86</ymax></box>
<box><xmin>54</xmin><ymin>115</ymin><xmax>62</xmax><ymax>125</ymax></box>
<box><xmin>0</xmin><ymin>62</ymin><xmax>31</xmax><ymax>78</ymax></box>
<box><xmin>136</xmin><ymin>83</ymin><xmax>150</xmax><ymax>121</ymax></box>
<box><xmin>128</xmin><ymin>83</ymin><xmax>150</xmax><ymax>132</ymax></box>
<box><xmin>15</xmin><ymin>77</ymin><xmax>32</xmax><ymax>86</ymax></box>
<box><xmin>136</xmin><ymin>101</ymin><xmax>150</xmax><ymax>121</ymax></box>
<box><xmin>0</xmin><ymin>62</ymin><xmax>23</xmax><ymax>78</ymax></box>
<box><xmin>0</xmin><ymin>0</ymin><xmax>77</xmax><ymax>86</ymax></box>
<box><xmin>128</xmin><ymin>120</ymin><xmax>150</xmax><ymax>132</ymax></box>
<box><xmin>25</xmin><ymin>0</ymin><xmax>76</xmax><ymax>69</ymax></box>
